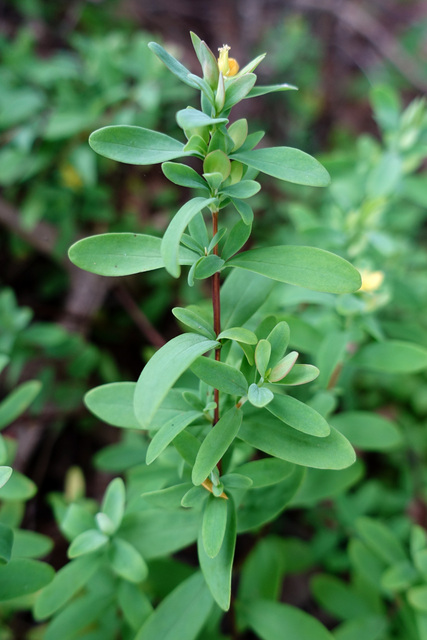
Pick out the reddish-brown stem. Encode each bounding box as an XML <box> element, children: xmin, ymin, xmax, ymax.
<box><xmin>212</xmin><ymin>210</ymin><xmax>221</xmax><ymax>428</ymax></box>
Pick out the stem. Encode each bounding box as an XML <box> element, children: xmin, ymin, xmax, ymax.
<box><xmin>212</xmin><ymin>210</ymin><xmax>221</xmax><ymax>427</ymax></box>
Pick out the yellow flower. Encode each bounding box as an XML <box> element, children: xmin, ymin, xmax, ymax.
<box><xmin>217</xmin><ymin>44</ymin><xmax>239</xmax><ymax>77</ymax></box>
<box><xmin>359</xmin><ymin>269</ymin><xmax>385</xmax><ymax>293</ymax></box>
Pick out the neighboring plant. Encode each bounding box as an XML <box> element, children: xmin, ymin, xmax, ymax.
<box><xmin>60</xmin><ymin>32</ymin><xmax>363</xmax><ymax>638</ymax></box>
<box><xmin>0</xmin><ymin>350</ymin><xmax>53</xmax><ymax>637</ymax></box>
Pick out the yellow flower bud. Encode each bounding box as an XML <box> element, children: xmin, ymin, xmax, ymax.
<box><xmin>217</xmin><ymin>44</ymin><xmax>239</xmax><ymax>77</ymax></box>
<box><xmin>359</xmin><ymin>269</ymin><xmax>385</xmax><ymax>293</ymax></box>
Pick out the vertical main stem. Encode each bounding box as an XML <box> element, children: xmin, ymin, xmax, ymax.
<box><xmin>212</xmin><ymin>210</ymin><xmax>221</xmax><ymax>427</ymax></box>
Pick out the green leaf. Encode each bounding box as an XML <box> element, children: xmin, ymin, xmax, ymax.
<box><xmin>194</xmin><ymin>254</ymin><xmax>224</xmax><ymax>279</ymax></box>
<box><xmin>221</xmin><ymin>180</ymin><xmax>261</xmax><ymax>199</ymax></box>
<box><xmin>34</xmin><ymin>555</ymin><xmax>101</xmax><ymax>620</ymax></box>
<box><xmin>231</xmin><ymin>146</ymin><xmax>331</xmax><ymax>187</ymax></box>
<box><xmin>228</xmin><ymin>119</ymin><xmax>248</xmax><ymax>151</ymax></box>
<box><xmin>0</xmin><ymin>470</ymin><xmax>36</xmax><ymax>501</ymax></box>
<box><xmin>134</xmin><ymin>333</ymin><xmax>218</xmax><ymax>428</ymax></box>
<box><xmin>192</xmin><ymin>407</ymin><xmax>242</xmax><ymax>485</ymax></box>
<box><xmin>266</xmin><ymin>395</ymin><xmax>330</xmax><ymax>437</ymax></box>
<box><xmin>118</xmin><ymin>580</ymin><xmax>153</xmax><ymax>630</ymax></box>
<box><xmin>0</xmin><ymin>558</ymin><xmax>54</xmax><ymax>602</ymax></box>
<box><xmin>242</xmin><ymin>599</ymin><xmax>334</xmax><ymax>640</ymax></box>
<box><xmin>381</xmin><ymin>560</ymin><xmax>418</xmax><ymax>591</ymax></box>
<box><xmin>274</xmin><ymin>364</ymin><xmax>319</xmax><ymax>386</ymax></box>
<box><xmin>236</xmin><ymin>53</ymin><xmax>267</xmax><ymax>76</ymax></box>
<box><xmin>316</xmin><ymin>331</ymin><xmax>349</xmax><ymax>388</ymax></box>
<box><xmin>89</xmin><ymin>125</ymin><xmax>188</xmax><ymax>165</ymax></box>
<box><xmin>0</xmin><ymin>466</ymin><xmax>12</xmax><ymax>489</ymax></box>
<box><xmin>109</xmin><ymin>537</ymin><xmax>148</xmax><ymax>583</ymax></box>
<box><xmin>12</xmin><ymin>530</ymin><xmax>53</xmax><ymax>559</ymax></box>
<box><xmin>177</xmin><ymin>108</ymin><xmax>228</xmax><ymax>129</ymax></box>
<box><xmin>161</xmin><ymin>197</ymin><xmax>216</xmax><ymax>277</ymax></box>
<box><xmin>269</xmin><ymin>351</ymin><xmax>298</xmax><ymax>382</ymax></box>
<box><xmin>190</xmin><ymin>357</ymin><xmax>248</xmax><ymax>396</ymax></box>
<box><xmin>204</xmin><ymin>150</ymin><xmax>231</xmax><ymax>181</ymax></box>
<box><xmin>408</xmin><ymin>585</ymin><xmax>427</xmax><ymax>612</ymax></box>
<box><xmin>172</xmin><ymin>307</ymin><xmax>215</xmax><ymax>339</ymax></box>
<box><xmin>0</xmin><ymin>523</ymin><xmax>13</xmax><ymax>564</ymax></box>
<box><xmin>198</xmin><ymin>498</ymin><xmax>236</xmax><ymax>610</ymax></box>
<box><xmin>173</xmin><ymin>431</ymin><xmax>201</xmax><ymax>467</ymax></box>
<box><xmin>238</xmin><ymin>536</ymin><xmax>285</xmax><ymax>607</ymax></box>
<box><xmin>331</xmin><ymin>411</ymin><xmax>403</xmax><ymax>451</ymax></box>
<box><xmin>142</xmin><ymin>483</ymin><xmax>193</xmax><ymax>509</ymax></box>
<box><xmin>246</xmin><ymin>83</ymin><xmax>298</xmax><ymax>98</ymax></box>
<box><xmin>184</xmin><ymin>134</ymin><xmax>207</xmax><ymax>157</ymax></box>
<box><xmin>231</xmin><ymin>198</ymin><xmax>254</xmax><ymax>224</ymax></box>
<box><xmin>68</xmin><ymin>529</ymin><xmax>109</xmax><ymax>558</ymax></box>
<box><xmin>221</xmin><ymin>219</ymin><xmax>252</xmax><ymax>262</ymax></box>
<box><xmin>266</xmin><ymin>322</ymin><xmax>291</xmax><ymax>366</ymax></box>
<box><xmin>147</xmin><ymin>41</ymin><xmax>202</xmax><ymax>88</ymax></box>
<box><xmin>217</xmin><ymin>327</ymin><xmax>257</xmax><ymax>344</ymax></box>
<box><xmin>43</xmin><ymin>593</ymin><xmax>113</xmax><ymax>640</ymax></box>
<box><xmin>352</xmin><ymin>340</ymin><xmax>427</xmax><ymax>373</ymax></box>
<box><xmin>120</xmin><ymin>509</ymin><xmax>199</xmax><ymax>559</ymax></box>
<box><xmin>228</xmin><ymin>246</ymin><xmax>361</xmax><ymax>294</ymax></box>
<box><xmin>68</xmin><ymin>233</ymin><xmax>197</xmax><ymax>277</ymax></box>
<box><xmin>221</xmin><ymin>270</ymin><xmax>274</xmax><ymax>329</ymax></box>
<box><xmin>0</xmin><ymin>380</ymin><xmax>41</xmax><ymax>430</ymax></box>
<box><xmin>239</xmin><ymin>408</ymin><xmax>356</xmax><ymax>470</ymax></box>
<box><xmin>134</xmin><ymin>571</ymin><xmax>213</xmax><ymax>640</ymax></box>
<box><xmin>255</xmin><ymin>339</ymin><xmax>271</xmax><ymax>377</ymax></box>
<box><xmin>61</xmin><ymin>504</ymin><xmax>96</xmax><ymax>541</ymax></box>
<box><xmin>348</xmin><ymin>540</ymin><xmax>386</xmax><ymax>590</ymax></box>
<box><xmin>85</xmin><ymin>382</ymin><xmax>140</xmax><ymax>429</ymax></box>
<box><xmin>202</xmin><ymin>495</ymin><xmax>228</xmax><ymax>558</ymax></box>
<box><xmin>333</xmin><ymin>615</ymin><xmax>388</xmax><ymax>640</ymax></box>
<box><xmin>146</xmin><ymin>411</ymin><xmax>202</xmax><ymax>465</ymax></box>
<box><xmin>237</xmin><ymin>458</ymin><xmax>294</xmax><ymax>488</ymax></box>
<box><xmin>356</xmin><ymin>517</ymin><xmax>407</xmax><ymax>565</ymax></box>
<box><xmin>223</xmin><ymin>74</ymin><xmax>257</xmax><ymax>110</ymax></box>
<box><xmin>311</xmin><ymin>574</ymin><xmax>373</xmax><ymax>621</ymax></box>
<box><xmin>290</xmin><ymin>463</ymin><xmax>363</xmax><ymax>507</ymax></box>
<box><xmin>101</xmin><ymin>478</ymin><xmax>125</xmax><ymax>532</ymax></box>
<box><xmin>237</xmin><ymin>466</ymin><xmax>304</xmax><ymax>533</ymax></box>
<box><xmin>162</xmin><ymin>162</ymin><xmax>209</xmax><ymax>190</ymax></box>
<box><xmin>248</xmin><ymin>384</ymin><xmax>274</xmax><ymax>408</ymax></box>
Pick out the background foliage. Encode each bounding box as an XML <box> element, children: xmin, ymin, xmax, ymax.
<box><xmin>1</xmin><ymin>0</ymin><xmax>427</xmax><ymax>638</ymax></box>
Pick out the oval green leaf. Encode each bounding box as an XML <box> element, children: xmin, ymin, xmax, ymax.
<box><xmin>239</xmin><ymin>409</ymin><xmax>355</xmax><ymax>470</ymax></box>
<box><xmin>161</xmin><ymin>197</ymin><xmax>215</xmax><ymax>277</ymax></box>
<box><xmin>266</xmin><ymin>394</ymin><xmax>330</xmax><ymax>437</ymax></box>
<box><xmin>227</xmin><ymin>246</ymin><xmax>361</xmax><ymax>294</ymax></box>
<box><xmin>89</xmin><ymin>125</ymin><xmax>188</xmax><ymax>165</ymax></box>
<box><xmin>331</xmin><ymin>411</ymin><xmax>403</xmax><ymax>451</ymax></box>
<box><xmin>0</xmin><ymin>380</ymin><xmax>41</xmax><ymax>431</ymax></box>
<box><xmin>69</xmin><ymin>233</ymin><xmax>197</xmax><ymax>277</ymax></box>
<box><xmin>242</xmin><ymin>599</ymin><xmax>334</xmax><ymax>640</ymax></box>
<box><xmin>134</xmin><ymin>571</ymin><xmax>213</xmax><ymax>640</ymax></box>
<box><xmin>202</xmin><ymin>495</ymin><xmax>228</xmax><ymax>558</ymax></box>
<box><xmin>85</xmin><ymin>382</ymin><xmax>140</xmax><ymax>429</ymax></box>
<box><xmin>352</xmin><ymin>340</ymin><xmax>427</xmax><ymax>373</ymax></box>
<box><xmin>192</xmin><ymin>407</ymin><xmax>242</xmax><ymax>485</ymax></box>
<box><xmin>231</xmin><ymin>146</ymin><xmax>331</xmax><ymax>187</ymax></box>
<box><xmin>134</xmin><ymin>334</ymin><xmax>218</xmax><ymax>429</ymax></box>
<box><xmin>190</xmin><ymin>357</ymin><xmax>248</xmax><ymax>397</ymax></box>
<box><xmin>198</xmin><ymin>499</ymin><xmax>236</xmax><ymax>611</ymax></box>
<box><xmin>0</xmin><ymin>558</ymin><xmax>54</xmax><ymax>602</ymax></box>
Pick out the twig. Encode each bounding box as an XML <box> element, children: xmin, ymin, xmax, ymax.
<box><xmin>114</xmin><ymin>284</ymin><xmax>167</xmax><ymax>348</ymax></box>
